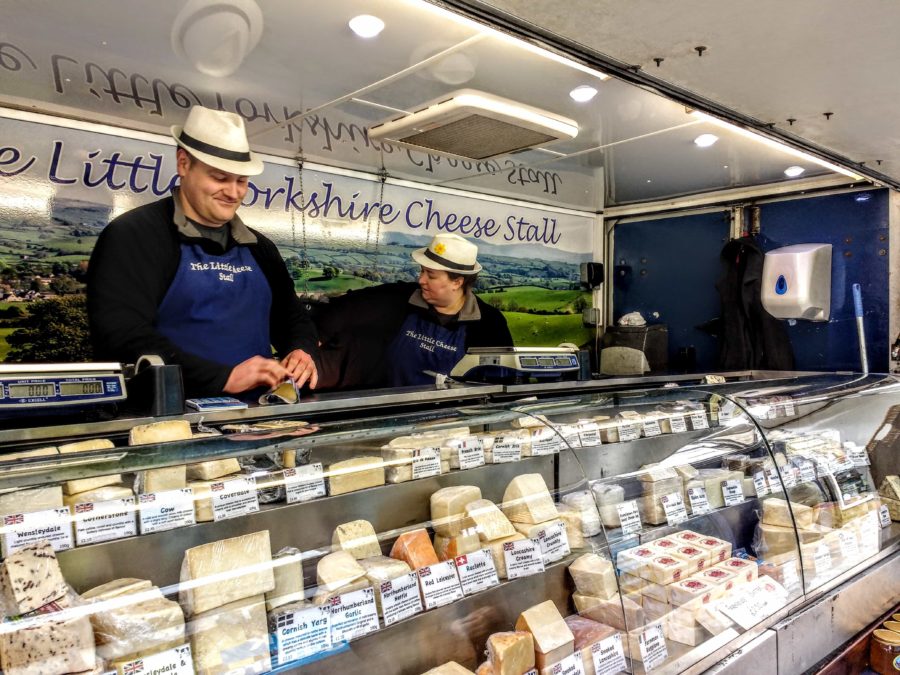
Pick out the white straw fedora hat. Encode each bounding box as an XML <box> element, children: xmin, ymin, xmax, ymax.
<box><xmin>412</xmin><ymin>233</ymin><xmax>482</xmax><ymax>274</ymax></box>
<box><xmin>171</xmin><ymin>106</ymin><xmax>264</xmax><ymax>176</ymax></box>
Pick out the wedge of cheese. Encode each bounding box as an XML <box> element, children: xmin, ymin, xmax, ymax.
<box><xmin>487</xmin><ymin>631</ymin><xmax>535</xmax><ymax>675</ymax></box>
<box><xmin>554</xmin><ymin>505</ymin><xmax>586</xmax><ymax>549</ymax></box>
<box><xmin>128</xmin><ymin>420</ymin><xmax>192</xmax><ymax>445</ymax></box>
<box><xmin>265</xmin><ymin>548</ymin><xmax>304</xmax><ymax>612</ymax></box>
<box><xmin>512</xmin><ymin>518</ymin><xmax>564</xmax><ymax>540</ymax></box>
<box><xmin>502</xmin><ymin>474</ymin><xmax>558</xmax><ymax>524</ymax></box>
<box><xmin>82</xmin><ymin>578</ymin><xmax>153</xmax><ymax>600</ymax></box>
<box><xmin>58</xmin><ymin>438</ymin><xmax>120</xmax><ymax>494</ymax></box>
<box><xmin>0</xmin><ymin>541</ymin><xmax>68</xmax><ymax>615</ymax></box>
<box><xmin>359</xmin><ymin>556</ymin><xmax>412</xmax><ymax>615</ymax></box>
<box><xmin>515</xmin><ymin>600</ymin><xmax>574</xmax><ymax>670</ymax></box>
<box><xmin>0</xmin><ymin>447</ymin><xmax>58</xmax><ymax>461</ymax></box>
<box><xmin>136</xmin><ymin>466</ymin><xmax>187</xmax><ymax>494</ymax></box>
<box><xmin>0</xmin><ymin>614</ymin><xmax>94</xmax><ymax>675</ymax></box>
<box><xmin>465</xmin><ymin>499</ymin><xmax>516</xmax><ymax>542</ymax></box>
<box><xmin>568</xmin><ymin>553</ymin><xmax>617</xmax><ymax>600</ymax></box>
<box><xmin>431</xmin><ymin>485</ymin><xmax>481</xmax><ymax>537</ymax></box>
<box><xmin>316</xmin><ymin>550</ymin><xmax>366</xmax><ymax>592</ymax></box>
<box><xmin>91</xmin><ymin>592</ymin><xmax>185</xmax><ymax>662</ymax></box>
<box><xmin>327</xmin><ymin>457</ymin><xmax>385</xmax><ymax>495</ymax></box>
<box><xmin>64</xmin><ymin>484</ymin><xmax>134</xmax><ymax>508</ymax></box>
<box><xmin>573</xmin><ymin>592</ymin><xmax>644</xmax><ymax>632</ymax></box>
<box><xmin>333</xmin><ymin>520</ymin><xmax>382</xmax><ymax>559</ymax></box>
<box><xmin>762</xmin><ymin>497</ymin><xmax>815</xmax><ymax>529</ymax></box>
<box><xmin>0</xmin><ymin>485</ymin><xmax>63</xmax><ymax>517</ymax></box>
<box><xmin>180</xmin><ymin>531</ymin><xmax>275</xmax><ymax>616</ymax></box>
<box><xmin>189</xmin><ymin>595</ymin><xmax>269</xmax><ymax>675</ymax></box>
<box><xmin>389</xmin><ymin>529</ymin><xmax>439</xmax><ymax>569</ymax></box>
<box><xmin>186</xmin><ymin>459</ymin><xmax>242</xmax><ymax>481</ymax></box>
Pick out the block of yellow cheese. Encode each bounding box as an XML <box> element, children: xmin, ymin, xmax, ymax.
<box><xmin>136</xmin><ymin>466</ymin><xmax>187</xmax><ymax>494</ymax></box>
<box><xmin>316</xmin><ymin>550</ymin><xmax>366</xmax><ymax>592</ymax></box>
<box><xmin>64</xmin><ymin>484</ymin><xmax>134</xmax><ymax>508</ymax></box>
<box><xmin>488</xmin><ymin>534</ymin><xmax>525</xmax><ymax>579</ymax></box>
<box><xmin>423</xmin><ymin>663</ymin><xmax>476</xmax><ymax>675</ymax></box>
<box><xmin>568</xmin><ymin>553</ymin><xmax>617</xmax><ymax>600</ymax></box>
<box><xmin>327</xmin><ymin>457</ymin><xmax>386</xmax><ymax>495</ymax></box>
<box><xmin>762</xmin><ymin>497</ymin><xmax>815</xmax><ymax>529</ymax></box>
<box><xmin>189</xmin><ymin>594</ymin><xmax>269</xmax><ymax>675</ymax></box>
<box><xmin>186</xmin><ymin>459</ymin><xmax>242</xmax><ymax>481</ymax></box>
<box><xmin>333</xmin><ymin>519</ymin><xmax>382</xmax><ymax>559</ymax></box>
<box><xmin>265</xmin><ymin>548</ymin><xmax>304</xmax><ymax>612</ymax></box>
<box><xmin>128</xmin><ymin>420</ymin><xmax>192</xmax><ymax>446</ymax></box>
<box><xmin>502</xmin><ymin>474</ymin><xmax>558</xmax><ymax>524</ymax></box>
<box><xmin>515</xmin><ymin>600</ymin><xmax>574</xmax><ymax>670</ymax></box>
<box><xmin>180</xmin><ymin>531</ymin><xmax>275</xmax><ymax>616</ymax></box>
<box><xmin>359</xmin><ymin>556</ymin><xmax>411</xmax><ymax>615</ymax></box>
<box><xmin>58</xmin><ymin>438</ymin><xmax>120</xmax><ymax>494</ymax></box>
<box><xmin>487</xmin><ymin>631</ymin><xmax>535</xmax><ymax>675</ymax></box>
<box><xmin>573</xmin><ymin>592</ymin><xmax>644</xmax><ymax>631</ymax></box>
<box><xmin>431</xmin><ymin>485</ymin><xmax>482</xmax><ymax>537</ymax></box>
<box><xmin>465</xmin><ymin>499</ymin><xmax>516</xmax><ymax>542</ymax></box>
<box><xmin>389</xmin><ymin>528</ymin><xmax>439</xmax><ymax>570</ymax></box>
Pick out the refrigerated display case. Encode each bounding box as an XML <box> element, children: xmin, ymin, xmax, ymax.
<box><xmin>0</xmin><ymin>372</ymin><xmax>895</xmax><ymax>675</ymax></box>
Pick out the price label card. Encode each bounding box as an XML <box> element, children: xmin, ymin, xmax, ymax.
<box><xmin>531</xmin><ymin>428</ymin><xmax>562</xmax><ymax>455</ymax></box>
<box><xmin>455</xmin><ymin>548</ymin><xmax>499</xmax><ymax>595</ymax></box>
<box><xmin>722</xmin><ymin>480</ymin><xmax>744</xmax><ymax>506</ymax></box>
<box><xmin>273</xmin><ymin>606</ymin><xmax>331</xmax><ymax>664</ymax></box>
<box><xmin>616</xmin><ymin>500</ymin><xmax>642</xmax><ymax>535</ymax></box>
<box><xmin>547</xmin><ymin>652</ymin><xmax>586</xmax><ymax>675</ymax></box>
<box><xmin>119</xmin><ymin>644</ymin><xmax>194</xmax><ymax>675</ymax></box>
<box><xmin>285</xmin><ymin>464</ymin><xmax>326</xmax><ymax>503</ymax></box>
<box><xmin>1</xmin><ymin>507</ymin><xmax>73</xmax><ymax>557</ymax></box>
<box><xmin>456</xmin><ymin>438</ymin><xmax>485</xmax><ymax>470</ymax></box>
<box><xmin>328</xmin><ymin>587</ymin><xmax>379</xmax><ymax>643</ymax></box>
<box><xmin>616</xmin><ymin>422</ymin><xmax>641</xmax><ymax>442</ymax></box>
<box><xmin>838</xmin><ymin>530</ymin><xmax>860</xmax><ymax>560</ymax></box>
<box><xmin>782</xmin><ymin>468</ymin><xmax>798</xmax><ymax>489</ymax></box>
<box><xmin>799</xmin><ymin>461</ymin><xmax>817</xmax><ymax>483</ymax></box>
<box><xmin>642</xmin><ymin>419</ymin><xmax>662</xmax><ymax>438</ymax></box>
<box><xmin>719</xmin><ymin>578</ymin><xmax>788</xmax><ymax>630</ymax></box>
<box><xmin>752</xmin><ymin>472</ymin><xmax>769</xmax><ymax>498</ymax></box>
<box><xmin>412</xmin><ymin>448</ymin><xmax>442</xmax><ymax>480</ymax></box>
<box><xmin>813</xmin><ymin>543</ymin><xmax>833</xmax><ymax>576</ymax></box>
<box><xmin>847</xmin><ymin>446</ymin><xmax>869</xmax><ymax>467</ymax></box>
<box><xmin>661</xmin><ymin>492</ymin><xmax>688</xmax><ymax>526</ymax></box>
<box><xmin>880</xmin><ymin>505</ymin><xmax>892</xmax><ymax>528</ymax></box>
<box><xmin>138</xmin><ymin>488</ymin><xmax>196</xmax><ymax>535</ymax></box>
<box><xmin>577</xmin><ymin>421</ymin><xmax>601</xmax><ymax>447</ymax></box>
<box><xmin>718</xmin><ymin>404</ymin><xmax>734</xmax><ymax>423</ymax></box>
<box><xmin>833</xmin><ymin>456</ymin><xmax>854</xmax><ymax>473</ymax></box>
<box><xmin>669</xmin><ymin>415</ymin><xmax>688</xmax><ymax>433</ymax></box>
<box><xmin>780</xmin><ymin>559</ymin><xmax>801</xmax><ymax>591</ymax></box>
<box><xmin>687</xmin><ymin>487</ymin><xmax>711</xmax><ymax>515</ymax></box>
<box><xmin>503</xmin><ymin>538</ymin><xmax>545</xmax><ymax>580</ymax></box>
<box><xmin>783</xmin><ymin>399</ymin><xmax>796</xmax><ymax>416</ymax></box>
<box><xmin>418</xmin><ymin>560</ymin><xmax>464</xmax><ymax>610</ymax></box>
<box><xmin>590</xmin><ymin>633</ymin><xmax>627</xmax><ymax>675</ymax></box>
<box><xmin>638</xmin><ymin>622</ymin><xmax>668</xmax><ymax>671</ymax></box>
<box><xmin>534</xmin><ymin>521</ymin><xmax>570</xmax><ymax>563</ymax></box>
<box><xmin>73</xmin><ymin>498</ymin><xmax>137</xmax><ymax>546</ymax></box>
<box><xmin>560</xmin><ymin>425</ymin><xmax>582</xmax><ymax>450</ymax></box>
<box><xmin>211</xmin><ymin>477</ymin><xmax>259</xmax><ymax>522</ymax></box>
<box><xmin>689</xmin><ymin>411</ymin><xmax>709</xmax><ymax>430</ymax></box>
<box><xmin>380</xmin><ymin>572</ymin><xmax>423</xmax><ymax>626</ymax></box>
<box><xmin>765</xmin><ymin>467</ymin><xmax>782</xmax><ymax>493</ymax></box>
<box><xmin>492</xmin><ymin>437</ymin><xmax>522</xmax><ymax>464</ymax></box>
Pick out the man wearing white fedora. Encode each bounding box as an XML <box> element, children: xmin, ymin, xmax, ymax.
<box><xmin>316</xmin><ymin>232</ymin><xmax>512</xmax><ymax>389</ymax></box>
<box><xmin>87</xmin><ymin>106</ymin><xmax>319</xmax><ymax>397</ymax></box>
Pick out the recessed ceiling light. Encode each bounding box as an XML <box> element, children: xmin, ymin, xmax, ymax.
<box><xmin>569</xmin><ymin>85</ymin><xmax>598</xmax><ymax>103</ymax></box>
<box><xmin>694</xmin><ymin>133</ymin><xmax>719</xmax><ymax>148</ymax></box>
<box><xmin>855</xmin><ymin>193</ymin><xmax>872</xmax><ymax>202</ymax></box>
<box><xmin>723</xmin><ymin>165</ymin><xmax>729</xmax><ymax>169</ymax></box>
<box><xmin>784</xmin><ymin>165</ymin><xmax>805</xmax><ymax>177</ymax></box>
<box><xmin>349</xmin><ymin>15</ymin><xmax>385</xmax><ymax>38</ymax></box>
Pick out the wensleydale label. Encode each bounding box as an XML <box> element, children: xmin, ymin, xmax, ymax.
<box><xmin>211</xmin><ymin>476</ymin><xmax>260</xmax><ymax>521</ymax></box>
<box><xmin>138</xmin><ymin>488</ymin><xmax>195</xmax><ymax>535</ymax></box>
<box><xmin>119</xmin><ymin>644</ymin><xmax>194</xmax><ymax>675</ymax></box>
<box><xmin>274</xmin><ymin>605</ymin><xmax>331</xmax><ymax>664</ymax></box>
<box><xmin>1</xmin><ymin>507</ymin><xmax>73</xmax><ymax>556</ymax></box>
<box><xmin>73</xmin><ymin>497</ymin><xmax>136</xmax><ymax>546</ymax></box>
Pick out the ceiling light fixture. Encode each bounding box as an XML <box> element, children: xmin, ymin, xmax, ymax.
<box><xmin>693</xmin><ymin>133</ymin><xmax>718</xmax><ymax>147</ymax></box>
<box><xmin>569</xmin><ymin>85</ymin><xmax>598</xmax><ymax>102</ymax></box>
<box><xmin>784</xmin><ymin>166</ymin><xmax>805</xmax><ymax>177</ymax></box>
<box><xmin>171</xmin><ymin>0</ymin><xmax>263</xmax><ymax>78</ymax></box>
<box><xmin>349</xmin><ymin>15</ymin><xmax>385</xmax><ymax>38</ymax></box>
<box><xmin>691</xmin><ymin>111</ymin><xmax>862</xmax><ymax>180</ymax></box>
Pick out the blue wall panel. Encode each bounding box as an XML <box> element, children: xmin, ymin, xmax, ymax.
<box><xmin>612</xmin><ymin>189</ymin><xmax>890</xmax><ymax>373</ymax></box>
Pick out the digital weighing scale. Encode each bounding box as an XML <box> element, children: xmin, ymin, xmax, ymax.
<box><xmin>0</xmin><ymin>363</ymin><xmax>127</xmax><ymax>413</ymax></box>
<box><xmin>450</xmin><ymin>346</ymin><xmax>581</xmax><ymax>383</ymax></box>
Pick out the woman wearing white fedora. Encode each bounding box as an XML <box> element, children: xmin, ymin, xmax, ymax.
<box><xmin>316</xmin><ymin>232</ymin><xmax>513</xmax><ymax>389</ymax></box>
<box><xmin>87</xmin><ymin>106</ymin><xmax>319</xmax><ymax>398</ymax></box>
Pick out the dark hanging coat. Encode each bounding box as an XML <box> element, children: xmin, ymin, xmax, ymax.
<box><xmin>716</xmin><ymin>237</ymin><xmax>795</xmax><ymax>370</ymax></box>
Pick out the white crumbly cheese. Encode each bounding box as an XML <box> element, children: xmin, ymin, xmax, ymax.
<box><xmin>82</xmin><ymin>578</ymin><xmax>153</xmax><ymax>600</ymax></box>
<box><xmin>573</xmin><ymin>592</ymin><xmax>644</xmax><ymax>632</ymax></box>
<box><xmin>512</xmin><ymin>518</ymin><xmax>564</xmax><ymax>539</ymax></box>
<box><xmin>555</xmin><ymin>505</ymin><xmax>586</xmax><ymax>549</ymax></box>
<box><xmin>515</xmin><ymin>600</ymin><xmax>574</xmax><ymax>670</ymax></box>
<box><xmin>619</xmin><ymin>573</ymin><xmax>646</xmax><ymax>594</ymax></box>
<box><xmin>501</xmin><ymin>474</ymin><xmax>558</xmax><ymax>524</ymax></box>
<box><xmin>431</xmin><ymin>485</ymin><xmax>482</xmax><ymax>537</ymax></box>
<box><xmin>0</xmin><ymin>541</ymin><xmax>68</xmax><ymax>615</ymax></box>
<box><xmin>128</xmin><ymin>420</ymin><xmax>192</xmax><ymax>445</ymax></box>
<box><xmin>186</xmin><ymin>459</ymin><xmax>242</xmax><ymax>481</ymax></box>
<box><xmin>57</xmin><ymin>438</ymin><xmax>121</xmax><ymax>495</ymax></box>
<box><xmin>762</xmin><ymin>497</ymin><xmax>814</xmax><ymax>529</ymax></box>
<box><xmin>189</xmin><ymin>595</ymin><xmax>269</xmax><ymax>675</ymax></box>
<box><xmin>0</xmin><ymin>614</ymin><xmax>95</xmax><ymax>675</ymax></box>
<box><xmin>359</xmin><ymin>556</ymin><xmax>412</xmax><ymax>615</ymax></box>
<box><xmin>327</xmin><ymin>457</ymin><xmax>386</xmax><ymax>495</ymax></box>
<box><xmin>638</xmin><ymin>555</ymin><xmax>689</xmax><ymax>585</ymax></box>
<box><xmin>638</xmin><ymin>464</ymin><xmax>678</xmax><ymax>482</ymax></box>
<box><xmin>465</xmin><ymin>499</ymin><xmax>516</xmax><ymax>542</ymax></box>
<box><xmin>383</xmin><ymin>446</ymin><xmax>449</xmax><ymax>483</ymax></box>
<box><xmin>333</xmin><ymin>520</ymin><xmax>382</xmax><ymax>559</ymax></box>
<box><xmin>265</xmin><ymin>549</ymin><xmax>304</xmax><ymax>612</ymax></box>
<box><xmin>136</xmin><ymin>466</ymin><xmax>187</xmax><ymax>493</ymax></box>
<box><xmin>64</xmin><ymin>484</ymin><xmax>134</xmax><ymax>508</ymax></box>
<box><xmin>696</xmin><ymin>603</ymin><xmax>735</xmax><ymax>635</ymax></box>
<box><xmin>387</xmin><ymin>427</ymin><xmax>470</xmax><ymax>447</ymax></box>
<box><xmin>560</xmin><ymin>491</ymin><xmax>602</xmax><ymax>536</ymax></box>
<box><xmin>0</xmin><ymin>485</ymin><xmax>63</xmax><ymax>517</ymax></box>
<box><xmin>568</xmin><ymin>553</ymin><xmax>617</xmax><ymax>599</ymax></box>
<box><xmin>180</xmin><ymin>531</ymin><xmax>275</xmax><ymax>616</ymax></box>
<box><xmin>316</xmin><ymin>550</ymin><xmax>366</xmax><ymax>592</ymax></box>
<box><xmin>640</xmin><ymin>580</ymin><xmax>668</xmax><ymax>604</ymax></box>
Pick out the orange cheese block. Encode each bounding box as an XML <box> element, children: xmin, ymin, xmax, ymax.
<box><xmin>389</xmin><ymin>528</ymin><xmax>439</xmax><ymax>569</ymax></box>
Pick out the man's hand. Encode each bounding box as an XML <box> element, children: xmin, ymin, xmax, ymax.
<box><xmin>223</xmin><ymin>356</ymin><xmax>290</xmax><ymax>394</ymax></box>
<box><xmin>280</xmin><ymin>349</ymin><xmax>318</xmax><ymax>390</ymax></box>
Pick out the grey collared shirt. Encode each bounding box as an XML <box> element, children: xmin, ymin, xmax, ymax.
<box><xmin>408</xmin><ymin>288</ymin><xmax>481</xmax><ymax>322</ymax></box>
<box><xmin>172</xmin><ymin>187</ymin><xmax>257</xmax><ymax>249</ymax></box>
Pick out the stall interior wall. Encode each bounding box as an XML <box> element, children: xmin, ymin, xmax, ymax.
<box><xmin>612</xmin><ymin>189</ymin><xmax>890</xmax><ymax>373</ymax></box>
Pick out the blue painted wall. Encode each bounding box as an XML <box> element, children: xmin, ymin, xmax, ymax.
<box><xmin>612</xmin><ymin>189</ymin><xmax>890</xmax><ymax>373</ymax></box>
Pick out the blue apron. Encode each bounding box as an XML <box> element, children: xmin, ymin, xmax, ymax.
<box><xmin>156</xmin><ymin>242</ymin><xmax>272</xmax><ymax>367</ymax></box>
<box><xmin>386</xmin><ymin>312</ymin><xmax>467</xmax><ymax>386</ymax></box>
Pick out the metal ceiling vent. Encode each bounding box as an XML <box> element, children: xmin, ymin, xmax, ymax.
<box><xmin>368</xmin><ymin>90</ymin><xmax>578</xmax><ymax>160</ymax></box>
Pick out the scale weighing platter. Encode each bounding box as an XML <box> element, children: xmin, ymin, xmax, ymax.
<box><xmin>451</xmin><ymin>346</ymin><xmax>580</xmax><ymax>382</ymax></box>
<box><xmin>0</xmin><ymin>363</ymin><xmax>126</xmax><ymax>411</ymax></box>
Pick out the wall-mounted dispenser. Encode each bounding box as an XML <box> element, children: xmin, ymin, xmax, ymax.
<box><xmin>761</xmin><ymin>243</ymin><xmax>832</xmax><ymax>321</ymax></box>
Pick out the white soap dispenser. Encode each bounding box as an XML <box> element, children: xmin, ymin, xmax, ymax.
<box><xmin>761</xmin><ymin>243</ymin><xmax>832</xmax><ymax>321</ymax></box>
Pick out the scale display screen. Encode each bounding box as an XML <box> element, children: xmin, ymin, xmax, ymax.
<box><xmin>0</xmin><ymin>363</ymin><xmax>125</xmax><ymax>412</ymax></box>
<box><xmin>59</xmin><ymin>380</ymin><xmax>103</xmax><ymax>396</ymax></box>
<box><xmin>8</xmin><ymin>383</ymin><xmax>55</xmax><ymax>398</ymax></box>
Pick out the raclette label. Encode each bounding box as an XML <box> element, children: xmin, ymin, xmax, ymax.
<box><xmin>411</xmin><ymin>448</ymin><xmax>442</xmax><ymax>479</ymax></box>
<box><xmin>211</xmin><ymin>477</ymin><xmax>259</xmax><ymax>521</ymax></box>
<box><xmin>73</xmin><ymin>497</ymin><xmax>137</xmax><ymax>546</ymax></box>
<box><xmin>1</xmin><ymin>507</ymin><xmax>73</xmax><ymax>557</ymax></box>
<box><xmin>273</xmin><ymin>605</ymin><xmax>331</xmax><ymax>664</ymax></box>
<box><xmin>455</xmin><ymin>549</ymin><xmax>499</xmax><ymax>595</ymax></box>
<box><xmin>138</xmin><ymin>488</ymin><xmax>196</xmax><ymax>535</ymax></box>
<box><xmin>285</xmin><ymin>464</ymin><xmax>327</xmax><ymax>503</ymax></box>
<box><xmin>492</xmin><ymin>437</ymin><xmax>523</xmax><ymax>464</ymax></box>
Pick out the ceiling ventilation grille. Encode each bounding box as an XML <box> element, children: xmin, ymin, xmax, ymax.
<box><xmin>368</xmin><ymin>90</ymin><xmax>577</xmax><ymax>160</ymax></box>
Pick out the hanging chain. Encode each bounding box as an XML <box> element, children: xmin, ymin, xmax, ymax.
<box><xmin>296</xmin><ymin>156</ymin><xmax>309</xmax><ymax>295</ymax></box>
